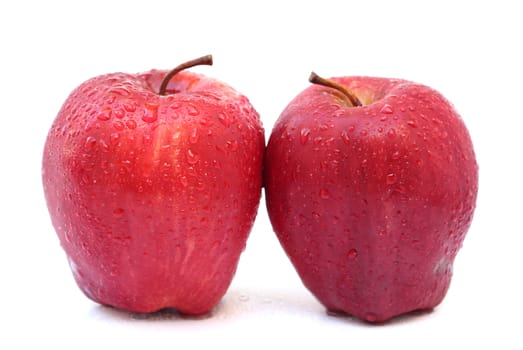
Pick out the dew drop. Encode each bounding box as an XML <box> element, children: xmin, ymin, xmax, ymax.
<box><xmin>226</xmin><ymin>140</ymin><xmax>239</xmax><ymax>151</ymax></box>
<box><xmin>340</xmin><ymin>130</ymin><xmax>350</xmax><ymax>144</ymax></box>
<box><xmin>347</xmin><ymin>249</ymin><xmax>358</xmax><ymax>259</ymax></box>
<box><xmin>387</xmin><ymin>128</ymin><xmax>396</xmax><ymax>138</ymax></box>
<box><xmin>113</xmin><ymin>120</ymin><xmax>125</xmax><ymax>131</ymax></box>
<box><xmin>186</xmin><ymin>149</ymin><xmax>199</xmax><ymax>164</ymax></box>
<box><xmin>97</xmin><ymin>110</ymin><xmax>111</xmax><ymax>121</ymax></box>
<box><xmin>126</xmin><ymin>119</ymin><xmax>137</xmax><ymax>129</ymax></box>
<box><xmin>99</xmin><ymin>139</ymin><xmax>110</xmax><ymax>152</ymax></box>
<box><xmin>408</xmin><ymin>105</ymin><xmax>416</xmax><ymax>111</ymax></box>
<box><xmin>106</xmin><ymin>95</ymin><xmax>116</xmax><ymax>105</ymax></box>
<box><xmin>217</xmin><ymin>112</ymin><xmax>230</xmax><ymax>127</ymax></box>
<box><xmin>189</xmin><ymin>128</ymin><xmax>199</xmax><ymax>144</ymax></box>
<box><xmin>109</xmin><ymin>87</ymin><xmax>130</xmax><ymax>96</ymax></box>
<box><xmin>300</xmin><ymin>128</ymin><xmax>311</xmax><ymax>144</ymax></box>
<box><xmin>187</xmin><ymin>103</ymin><xmax>199</xmax><ymax>116</ymax></box>
<box><xmin>391</xmin><ymin>150</ymin><xmax>401</xmax><ymax>160</ymax></box>
<box><xmin>114</xmin><ymin>109</ymin><xmax>125</xmax><ymax>119</ymax></box>
<box><xmin>110</xmin><ymin>132</ymin><xmax>120</xmax><ymax>144</ymax></box>
<box><xmin>84</xmin><ymin>136</ymin><xmax>96</xmax><ymax>151</ymax></box>
<box><xmin>142</xmin><ymin>109</ymin><xmax>158</xmax><ymax>123</ymax></box>
<box><xmin>180</xmin><ymin>176</ymin><xmax>188</xmax><ymax>187</ymax></box>
<box><xmin>172</xmin><ymin>131</ymin><xmax>182</xmax><ymax>142</ymax></box>
<box><xmin>386</xmin><ymin>173</ymin><xmax>397</xmax><ymax>185</ymax></box>
<box><xmin>380</xmin><ymin>104</ymin><xmax>394</xmax><ymax>114</ymax></box>
<box><xmin>380</xmin><ymin>115</ymin><xmax>388</xmax><ymax>122</ymax></box>
<box><xmin>123</xmin><ymin>102</ymin><xmax>136</xmax><ymax>112</ymax></box>
<box><xmin>320</xmin><ymin>188</ymin><xmax>330</xmax><ymax>199</ymax></box>
<box><xmin>407</xmin><ymin>120</ymin><xmax>417</xmax><ymax>128</ymax></box>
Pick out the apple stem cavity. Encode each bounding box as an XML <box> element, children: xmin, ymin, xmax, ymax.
<box><xmin>159</xmin><ymin>54</ymin><xmax>214</xmax><ymax>96</ymax></box>
<box><xmin>309</xmin><ymin>72</ymin><xmax>362</xmax><ymax>107</ymax></box>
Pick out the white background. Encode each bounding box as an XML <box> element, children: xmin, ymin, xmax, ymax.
<box><xmin>1</xmin><ymin>0</ymin><xmax>521</xmax><ymax>348</ymax></box>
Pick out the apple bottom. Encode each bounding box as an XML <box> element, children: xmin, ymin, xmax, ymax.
<box><xmin>309</xmin><ymin>264</ymin><xmax>452</xmax><ymax>323</ymax></box>
<box><xmin>66</xmin><ymin>241</ymin><xmax>242</xmax><ymax>315</ymax></box>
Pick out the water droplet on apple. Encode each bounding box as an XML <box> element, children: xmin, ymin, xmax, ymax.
<box><xmin>408</xmin><ymin>105</ymin><xmax>416</xmax><ymax>111</ymax></box>
<box><xmin>99</xmin><ymin>139</ymin><xmax>110</xmax><ymax>152</ymax></box>
<box><xmin>180</xmin><ymin>176</ymin><xmax>189</xmax><ymax>187</ymax></box>
<box><xmin>84</xmin><ymin>136</ymin><xmax>96</xmax><ymax>151</ymax></box>
<box><xmin>143</xmin><ymin>134</ymin><xmax>152</xmax><ymax>145</ymax></box>
<box><xmin>320</xmin><ymin>188</ymin><xmax>330</xmax><ymax>199</ymax></box>
<box><xmin>387</xmin><ymin>128</ymin><xmax>396</xmax><ymax>138</ymax></box>
<box><xmin>226</xmin><ymin>140</ymin><xmax>239</xmax><ymax>152</ymax></box>
<box><xmin>187</xmin><ymin>103</ymin><xmax>199</xmax><ymax>116</ymax></box>
<box><xmin>340</xmin><ymin>130</ymin><xmax>350</xmax><ymax>144</ymax></box>
<box><xmin>189</xmin><ymin>128</ymin><xmax>199</xmax><ymax>144</ymax></box>
<box><xmin>300</xmin><ymin>128</ymin><xmax>311</xmax><ymax>144</ymax></box>
<box><xmin>106</xmin><ymin>95</ymin><xmax>116</xmax><ymax>105</ymax></box>
<box><xmin>113</xmin><ymin>120</ymin><xmax>125</xmax><ymax>131</ymax></box>
<box><xmin>407</xmin><ymin>120</ymin><xmax>417</xmax><ymax>128</ymax></box>
<box><xmin>142</xmin><ymin>109</ymin><xmax>158</xmax><ymax>123</ymax></box>
<box><xmin>347</xmin><ymin>248</ymin><xmax>358</xmax><ymax>259</ymax></box>
<box><xmin>97</xmin><ymin>110</ymin><xmax>111</xmax><ymax>121</ymax></box>
<box><xmin>217</xmin><ymin>112</ymin><xmax>230</xmax><ymax>127</ymax></box>
<box><xmin>380</xmin><ymin>104</ymin><xmax>394</xmax><ymax>114</ymax></box>
<box><xmin>126</xmin><ymin>119</ymin><xmax>137</xmax><ymax>129</ymax></box>
<box><xmin>110</xmin><ymin>132</ymin><xmax>120</xmax><ymax>144</ymax></box>
<box><xmin>114</xmin><ymin>108</ymin><xmax>125</xmax><ymax>119</ymax></box>
<box><xmin>123</xmin><ymin>102</ymin><xmax>136</xmax><ymax>112</ymax></box>
<box><xmin>186</xmin><ymin>149</ymin><xmax>199</xmax><ymax>164</ymax></box>
<box><xmin>109</xmin><ymin>86</ymin><xmax>130</xmax><ymax>96</ymax></box>
<box><xmin>391</xmin><ymin>150</ymin><xmax>401</xmax><ymax>160</ymax></box>
<box><xmin>386</xmin><ymin>173</ymin><xmax>397</xmax><ymax>185</ymax></box>
<box><xmin>380</xmin><ymin>115</ymin><xmax>388</xmax><ymax>121</ymax></box>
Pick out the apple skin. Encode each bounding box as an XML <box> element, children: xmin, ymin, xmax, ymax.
<box><xmin>264</xmin><ymin>76</ymin><xmax>478</xmax><ymax>323</ymax></box>
<box><xmin>42</xmin><ymin>68</ymin><xmax>264</xmax><ymax>314</ymax></box>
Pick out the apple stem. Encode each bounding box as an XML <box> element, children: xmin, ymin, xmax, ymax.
<box><xmin>309</xmin><ymin>72</ymin><xmax>362</xmax><ymax>107</ymax></box>
<box><xmin>158</xmin><ymin>54</ymin><xmax>213</xmax><ymax>96</ymax></box>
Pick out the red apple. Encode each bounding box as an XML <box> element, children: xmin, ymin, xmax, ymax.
<box><xmin>42</xmin><ymin>55</ymin><xmax>265</xmax><ymax>315</ymax></box>
<box><xmin>264</xmin><ymin>72</ymin><xmax>478</xmax><ymax>322</ymax></box>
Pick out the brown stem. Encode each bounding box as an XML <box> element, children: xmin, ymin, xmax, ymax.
<box><xmin>309</xmin><ymin>72</ymin><xmax>362</xmax><ymax>107</ymax></box>
<box><xmin>159</xmin><ymin>55</ymin><xmax>213</xmax><ymax>95</ymax></box>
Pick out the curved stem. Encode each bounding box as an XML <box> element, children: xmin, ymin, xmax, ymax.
<box><xmin>159</xmin><ymin>55</ymin><xmax>213</xmax><ymax>95</ymax></box>
<box><xmin>309</xmin><ymin>72</ymin><xmax>362</xmax><ymax>107</ymax></box>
